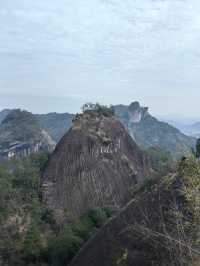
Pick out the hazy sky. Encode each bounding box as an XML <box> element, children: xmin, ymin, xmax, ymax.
<box><xmin>0</xmin><ymin>0</ymin><xmax>200</xmax><ymax>117</ymax></box>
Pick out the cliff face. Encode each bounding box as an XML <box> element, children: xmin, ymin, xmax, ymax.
<box><xmin>42</xmin><ymin>109</ymin><xmax>151</xmax><ymax>221</ymax></box>
<box><xmin>115</xmin><ymin>102</ymin><xmax>195</xmax><ymax>159</ymax></box>
<box><xmin>70</xmin><ymin>157</ymin><xmax>200</xmax><ymax>266</ymax></box>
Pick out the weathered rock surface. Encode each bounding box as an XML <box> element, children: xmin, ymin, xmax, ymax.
<box><xmin>69</xmin><ymin>158</ymin><xmax>200</xmax><ymax>266</ymax></box>
<box><xmin>42</xmin><ymin>108</ymin><xmax>151</xmax><ymax>221</ymax></box>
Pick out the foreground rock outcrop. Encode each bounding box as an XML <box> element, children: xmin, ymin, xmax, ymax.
<box><xmin>70</xmin><ymin>157</ymin><xmax>200</xmax><ymax>266</ymax></box>
<box><xmin>42</xmin><ymin>106</ymin><xmax>151</xmax><ymax>221</ymax></box>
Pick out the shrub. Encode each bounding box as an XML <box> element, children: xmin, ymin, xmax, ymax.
<box><xmin>23</xmin><ymin>225</ymin><xmax>44</xmax><ymax>264</ymax></box>
<box><xmin>47</xmin><ymin>226</ymin><xmax>83</xmax><ymax>266</ymax></box>
<box><xmin>72</xmin><ymin>216</ymin><xmax>95</xmax><ymax>240</ymax></box>
<box><xmin>88</xmin><ymin>208</ymin><xmax>108</xmax><ymax>227</ymax></box>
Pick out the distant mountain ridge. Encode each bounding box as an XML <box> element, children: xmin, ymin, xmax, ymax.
<box><xmin>0</xmin><ymin>102</ymin><xmax>196</xmax><ymax>159</ymax></box>
<box><xmin>0</xmin><ymin>109</ymin><xmax>55</xmax><ymax>159</ymax></box>
<box><xmin>36</xmin><ymin>112</ymin><xmax>74</xmax><ymax>142</ymax></box>
<box><xmin>166</xmin><ymin>120</ymin><xmax>200</xmax><ymax>138</ymax></box>
<box><xmin>114</xmin><ymin>102</ymin><xmax>195</xmax><ymax>159</ymax></box>
<box><xmin>0</xmin><ymin>109</ymin><xmax>74</xmax><ymax>142</ymax></box>
<box><xmin>187</xmin><ymin>122</ymin><xmax>200</xmax><ymax>137</ymax></box>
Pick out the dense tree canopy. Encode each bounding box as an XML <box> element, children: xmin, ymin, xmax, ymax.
<box><xmin>0</xmin><ymin>154</ymin><xmax>112</xmax><ymax>266</ymax></box>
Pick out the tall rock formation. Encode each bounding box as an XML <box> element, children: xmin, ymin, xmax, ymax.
<box><xmin>42</xmin><ymin>106</ymin><xmax>151</xmax><ymax>221</ymax></box>
<box><xmin>114</xmin><ymin>102</ymin><xmax>195</xmax><ymax>159</ymax></box>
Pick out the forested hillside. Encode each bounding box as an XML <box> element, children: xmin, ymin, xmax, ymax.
<box><xmin>0</xmin><ymin>153</ymin><xmax>112</xmax><ymax>266</ymax></box>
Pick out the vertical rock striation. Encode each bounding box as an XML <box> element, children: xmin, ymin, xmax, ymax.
<box><xmin>42</xmin><ymin>108</ymin><xmax>151</xmax><ymax>221</ymax></box>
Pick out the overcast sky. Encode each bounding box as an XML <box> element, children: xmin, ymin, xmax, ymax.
<box><xmin>0</xmin><ymin>0</ymin><xmax>200</xmax><ymax>118</ymax></box>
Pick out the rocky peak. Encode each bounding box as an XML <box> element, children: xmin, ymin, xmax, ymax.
<box><xmin>114</xmin><ymin>102</ymin><xmax>195</xmax><ymax>159</ymax></box>
<box><xmin>114</xmin><ymin>101</ymin><xmax>149</xmax><ymax>125</ymax></box>
<box><xmin>42</xmin><ymin>106</ymin><xmax>151</xmax><ymax>222</ymax></box>
<box><xmin>128</xmin><ymin>101</ymin><xmax>140</xmax><ymax>110</ymax></box>
<box><xmin>72</xmin><ymin>104</ymin><xmax>114</xmax><ymax>132</ymax></box>
<box><xmin>128</xmin><ymin>101</ymin><xmax>149</xmax><ymax>123</ymax></box>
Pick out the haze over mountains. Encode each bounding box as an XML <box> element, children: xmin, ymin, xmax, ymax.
<box><xmin>165</xmin><ymin>120</ymin><xmax>200</xmax><ymax>138</ymax></box>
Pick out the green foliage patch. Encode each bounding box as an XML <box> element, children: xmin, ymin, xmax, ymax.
<box><xmin>0</xmin><ymin>155</ymin><xmax>111</xmax><ymax>266</ymax></box>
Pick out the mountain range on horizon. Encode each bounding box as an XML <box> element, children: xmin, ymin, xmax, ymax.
<box><xmin>2</xmin><ymin>103</ymin><xmax>200</xmax><ymax>138</ymax></box>
<box><xmin>162</xmin><ymin>119</ymin><xmax>200</xmax><ymax>138</ymax></box>
<box><xmin>0</xmin><ymin>101</ymin><xmax>196</xmax><ymax>160</ymax></box>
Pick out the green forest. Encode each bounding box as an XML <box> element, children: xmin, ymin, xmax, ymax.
<box><xmin>0</xmin><ymin>153</ymin><xmax>112</xmax><ymax>266</ymax></box>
